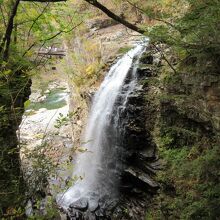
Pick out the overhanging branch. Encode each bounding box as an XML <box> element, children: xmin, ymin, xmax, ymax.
<box><xmin>21</xmin><ymin>0</ymin><xmax>144</xmax><ymax>34</ymax></box>
<box><xmin>85</xmin><ymin>0</ymin><xmax>145</xmax><ymax>34</ymax></box>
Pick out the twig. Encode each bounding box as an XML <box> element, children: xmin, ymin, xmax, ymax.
<box><xmin>23</xmin><ymin>21</ymin><xmax>83</xmax><ymax>59</ymax></box>
<box><xmin>27</xmin><ymin>2</ymin><xmax>50</xmax><ymax>41</ymax></box>
<box><xmin>152</xmin><ymin>43</ymin><xmax>177</xmax><ymax>74</ymax></box>
<box><xmin>45</xmin><ymin>21</ymin><xmax>83</xmax><ymax>42</ymax></box>
<box><xmin>0</xmin><ymin>5</ymin><xmax>7</xmax><ymax>28</ymax></box>
<box><xmin>22</xmin><ymin>42</ymin><xmax>36</xmax><ymax>57</ymax></box>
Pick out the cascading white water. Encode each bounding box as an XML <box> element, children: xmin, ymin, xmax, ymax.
<box><xmin>58</xmin><ymin>43</ymin><xmax>145</xmax><ymax>209</ymax></box>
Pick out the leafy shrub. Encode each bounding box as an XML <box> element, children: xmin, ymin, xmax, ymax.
<box><xmin>147</xmin><ymin>143</ymin><xmax>220</xmax><ymax>219</ymax></box>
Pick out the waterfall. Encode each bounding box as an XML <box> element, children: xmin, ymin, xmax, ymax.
<box><xmin>58</xmin><ymin>43</ymin><xmax>145</xmax><ymax>210</ymax></box>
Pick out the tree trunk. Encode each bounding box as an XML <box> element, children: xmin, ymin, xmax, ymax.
<box><xmin>0</xmin><ymin>0</ymin><xmax>20</xmax><ymax>61</ymax></box>
<box><xmin>0</xmin><ymin>71</ymin><xmax>32</xmax><ymax>215</ymax></box>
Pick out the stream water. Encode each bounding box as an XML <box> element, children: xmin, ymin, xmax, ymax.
<box><xmin>20</xmin><ymin>85</ymin><xmax>70</xmax><ymax>146</ymax></box>
<box><xmin>58</xmin><ymin>44</ymin><xmax>145</xmax><ymax>212</ymax></box>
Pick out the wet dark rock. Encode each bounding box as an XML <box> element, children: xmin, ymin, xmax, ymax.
<box><xmin>70</xmin><ymin>198</ymin><xmax>88</xmax><ymax>211</ymax></box>
<box><xmin>138</xmin><ymin>145</ymin><xmax>156</xmax><ymax>160</ymax></box>
<box><xmin>98</xmin><ymin>195</ymin><xmax>111</xmax><ymax>209</ymax></box>
<box><xmin>150</xmin><ymin>159</ymin><xmax>163</xmax><ymax>170</ymax></box>
<box><xmin>142</xmin><ymin>163</ymin><xmax>157</xmax><ymax>175</ymax></box>
<box><xmin>127</xmin><ymin>94</ymin><xmax>144</xmax><ymax>105</ymax></box>
<box><xmin>95</xmin><ymin>208</ymin><xmax>111</xmax><ymax>219</ymax></box>
<box><xmin>131</xmin><ymin>188</ymin><xmax>143</xmax><ymax>195</ymax></box>
<box><xmin>68</xmin><ymin>205</ymin><xmax>113</xmax><ymax>220</ymax></box>
<box><xmin>69</xmin><ymin>209</ymin><xmax>76</xmax><ymax>217</ymax></box>
<box><xmin>84</xmin><ymin>212</ymin><xmax>96</xmax><ymax>220</ymax></box>
<box><xmin>68</xmin><ymin>209</ymin><xmax>84</xmax><ymax>220</ymax></box>
<box><xmin>75</xmin><ymin>211</ymin><xmax>83</xmax><ymax>219</ymax></box>
<box><xmin>95</xmin><ymin>208</ymin><xmax>105</xmax><ymax>217</ymax></box>
<box><xmin>130</xmin><ymin>151</ymin><xmax>159</xmax><ymax>176</ymax></box>
<box><xmin>107</xmin><ymin>199</ymin><xmax>118</xmax><ymax>211</ymax></box>
<box><xmin>137</xmin><ymin>66</ymin><xmax>154</xmax><ymax>78</ymax></box>
<box><xmin>140</xmin><ymin>52</ymin><xmax>154</xmax><ymax>64</ymax></box>
<box><xmin>119</xmin><ymin>183</ymin><xmax>133</xmax><ymax>193</ymax></box>
<box><xmin>122</xmin><ymin>167</ymin><xmax>159</xmax><ymax>192</ymax></box>
<box><xmin>86</xmin><ymin>18</ymin><xmax>118</xmax><ymax>30</ymax></box>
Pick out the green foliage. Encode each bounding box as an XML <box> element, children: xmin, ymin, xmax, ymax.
<box><xmin>20</xmin><ymin>128</ymin><xmax>76</xmax><ymax>218</ymax></box>
<box><xmin>66</xmin><ymin>37</ymin><xmax>103</xmax><ymax>89</ymax></box>
<box><xmin>117</xmin><ymin>46</ymin><xmax>132</xmax><ymax>54</ymax></box>
<box><xmin>23</xmin><ymin>142</ymin><xmax>56</xmax><ymax>195</ymax></box>
<box><xmin>17</xmin><ymin>1</ymin><xmax>82</xmax><ymax>44</ymax></box>
<box><xmin>0</xmin><ymin>0</ymin><xmax>84</xmax><ymax>214</ymax></box>
<box><xmin>144</xmin><ymin>0</ymin><xmax>220</xmax><ymax>73</ymax></box>
<box><xmin>54</xmin><ymin>111</ymin><xmax>76</xmax><ymax>128</ymax></box>
<box><xmin>0</xmin><ymin>63</ymin><xmax>31</xmax><ymax>217</ymax></box>
<box><xmin>27</xmin><ymin>196</ymin><xmax>60</xmax><ymax>220</ymax></box>
<box><xmin>148</xmin><ymin>130</ymin><xmax>220</xmax><ymax>219</ymax></box>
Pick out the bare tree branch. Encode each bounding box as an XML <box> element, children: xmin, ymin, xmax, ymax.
<box><xmin>43</xmin><ymin>21</ymin><xmax>83</xmax><ymax>41</ymax></box>
<box><xmin>22</xmin><ymin>42</ymin><xmax>36</xmax><ymax>57</ymax></box>
<box><xmin>152</xmin><ymin>43</ymin><xmax>177</xmax><ymax>74</ymax></box>
<box><xmin>84</xmin><ymin>0</ymin><xmax>145</xmax><ymax>34</ymax></box>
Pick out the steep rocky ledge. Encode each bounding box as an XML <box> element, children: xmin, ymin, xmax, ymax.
<box><xmin>66</xmin><ymin>46</ymin><xmax>161</xmax><ymax>220</ymax></box>
<box><xmin>111</xmin><ymin>47</ymin><xmax>161</xmax><ymax>220</ymax></box>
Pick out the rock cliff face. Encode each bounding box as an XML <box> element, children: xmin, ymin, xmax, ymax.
<box><xmin>67</xmin><ymin>43</ymin><xmax>220</xmax><ymax>219</ymax></box>
<box><xmin>114</xmin><ymin>45</ymin><xmax>220</xmax><ymax>219</ymax></box>
<box><xmin>159</xmin><ymin>77</ymin><xmax>219</xmax><ymax>149</ymax></box>
<box><xmin>108</xmin><ymin>48</ymin><xmax>161</xmax><ymax>220</ymax></box>
<box><xmin>142</xmin><ymin>47</ymin><xmax>220</xmax><ymax>219</ymax></box>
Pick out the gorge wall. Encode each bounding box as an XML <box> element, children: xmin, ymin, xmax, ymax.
<box><xmin>136</xmin><ymin>47</ymin><xmax>220</xmax><ymax>219</ymax></box>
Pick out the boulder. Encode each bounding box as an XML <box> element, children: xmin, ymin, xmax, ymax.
<box><xmin>122</xmin><ymin>167</ymin><xmax>159</xmax><ymax>192</ymax></box>
<box><xmin>70</xmin><ymin>197</ymin><xmax>88</xmax><ymax>212</ymax></box>
<box><xmin>88</xmin><ymin>199</ymin><xmax>99</xmax><ymax>212</ymax></box>
<box><xmin>138</xmin><ymin>145</ymin><xmax>156</xmax><ymax>160</ymax></box>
